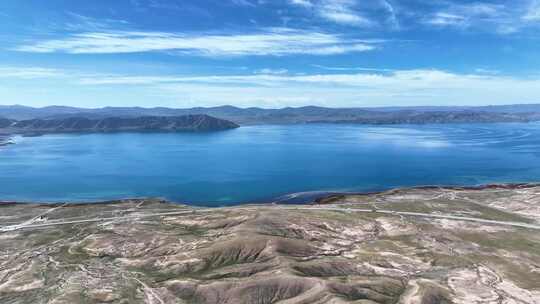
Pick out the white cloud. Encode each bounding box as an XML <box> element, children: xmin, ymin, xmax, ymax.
<box><xmin>63</xmin><ymin>12</ymin><xmax>129</xmax><ymax>32</ymax></box>
<box><xmin>320</xmin><ymin>11</ymin><xmax>370</xmax><ymax>26</ymax></box>
<box><xmin>425</xmin><ymin>2</ymin><xmax>505</xmax><ymax>28</ymax></box>
<box><xmin>72</xmin><ymin>69</ymin><xmax>540</xmax><ymax>107</ymax></box>
<box><xmin>0</xmin><ymin>67</ymin><xmax>65</xmax><ymax>79</ymax></box>
<box><xmin>524</xmin><ymin>0</ymin><xmax>540</xmax><ymax>21</ymax></box>
<box><xmin>423</xmin><ymin>2</ymin><xmax>540</xmax><ymax>34</ymax></box>
<box><xmin>4</xmin><ymin>66</ymin><xmax>540</xmax><ymax>107</ymax></box>
<box><xmin>289</xmin><ymin>0</ymin><xmax>313</xmax><ymax>8</ymax></box>
<box><xmin>426</xmin><ymin>12</ymin><xmax>467</xmax><ymax>27</ymax></box>
<box><xmin>230</xmin><ymin>0</ymin><xmax>255</xmax><ymax>7</ymax></box>
<box><xmin>15</xmin><ymin>28</ymin><xmax>378</xmax><ymax>56</ymax></box>
<box><xmin>423</xmin><ymin>2</ymin><xmax>522</xmax><ymax>34</ymax></box>
<box><xmin>290</xmin><ymin>0</ymin><xmax>372</xmax><ymax>27</ymax></box>
<box><xmin>474</xmin><ymin>68</ymin><xmax>500</xmax><ymax>75</ymax></box>
<box><xmin>285</xmin><ymin>0</ymin><xmax>537</xmax><ymax>33</ymax></box>
<box><xmin>380</xmin><ymin>0</ymin><xmax>399</xmax><ymax>29</ymax></box>
<box><xmin>312</xmin><ymin>64</ymin><xmax>394</xmax><ymax>72</ymax></box>
<box><xmin>464</xmin><ymin>3</ymin><xmax>502</xmax><ymax>16</ymax></box>
<box><xmin>5</xmin><ymin>66</ymin><xmax>539</xmax><ymax>103</ymax></box>
<box><xmin>255</xmin><ymin>68</ymin><xmax>289</xmax><ymax>75</ymax></box>
<box><xmin>74</xmin><ymin>69</ymin><xmax>537</xmax><ymax>89</ymax></box>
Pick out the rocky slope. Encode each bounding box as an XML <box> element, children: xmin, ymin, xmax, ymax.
<box><xmin>0</xmin><ymin>115</ymin><xmax>239</xmax><ymax>135</ymax></box>
<box><xmin>1</xmin><ymin>185</ymin><xmax>539</xmax><ymax>303</ymax></box>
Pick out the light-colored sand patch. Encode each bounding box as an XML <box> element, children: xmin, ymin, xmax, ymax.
<box><xmin>0</xmin><ymin>261</ymin><xmax>44</xmax><ymax>293</ymax></box>
<box><xmin>376</xmin><ymin>217</ymin><xmax>417</xmax><ymax>237</ymax></box>
<box><xmin>399</xmin><ymin>279</ymin><xmax>422</xmax><ymax>304</ymax></box>
<box><xmin>88</xmin><ymin>288</ymin><xmax>122</xmax><ymax>302</ymax></box>
<box><xmin>448</xmin><ymin>266</ymin><xmax>540</xmax><ymax>304</ymax></box>
<box><xmin>433</xmin><ymin>219</ymin><xmax>510</xmax><ymax>232</ymax></box>
<box><xmin>448</xmin><ymin>268</ymin><xmax>499</xmax><ymax>303</ymax></box>
<box><xmin>385</xmin><ymin>194</ymin><xmax>433</xmax><ymax>201</ymax></box>
<box><xmin>0</xmin><ymin>232</ymin><xmax>19</xmax><ymax>240</ymax></box>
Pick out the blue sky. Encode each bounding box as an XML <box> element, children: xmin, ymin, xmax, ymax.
<box><xmin>1</xmin><ymin>0</ymin><xmax>540</xmax><ymax>108</ymax></box>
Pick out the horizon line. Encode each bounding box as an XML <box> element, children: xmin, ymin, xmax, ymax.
<box><xmin>2</xmin><ymin>103</ymin><xmax>540</xmax><ymax>111</ymax></box>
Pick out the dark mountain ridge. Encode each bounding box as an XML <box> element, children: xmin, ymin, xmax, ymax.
<box><xmin>1</xmin><ymin>104</ymin><xmax>540</xmax><ymax>125</ymax></box>
<box><xmin>318</xmin><ymin>110</ymin><xmax>535</xmax><ymax>124</ymax></box>
<box><xmin>0</xmin><ymin>115</ymin><xmax>239</xmax><ymax>135</ymax></box>
<box><xmin>0</xmin><ymin>117</ymin><xmax>14</xmax><ymax>128</ymax></box>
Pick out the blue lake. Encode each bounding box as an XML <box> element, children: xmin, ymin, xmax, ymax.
<box><xmin>1</xmin><ymin>123</ymin><xmax>540</xmax><ymax>206</ymax></box>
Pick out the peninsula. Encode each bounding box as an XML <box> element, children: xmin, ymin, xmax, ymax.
<box><xmin>0</xmin><ymin>114</ymin><xmax>239</xmax><ymax>136</ymax></box>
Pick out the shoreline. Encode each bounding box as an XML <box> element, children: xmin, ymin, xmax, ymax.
<box><xmin>1</xmin><ymin>120</ymin><xmax>540</xmax><ymax>138</ymax></box>
<box><xmin>0</xmin><ymin>135</ymin><xmax>13</xmax><ymax>147</ymax></box>
<box><xmin>2</xmin><ymin>166</ymin><xmax>538</xmax><ymax>303</ymax></box>
<box><xmin>1</xmin><ymin>182</ymin><xmax>538</xmax><ymax>207</ymax></box>
<box><xmin>312</xmin><ymin>182</ymin><xmax>540</xmax><ymax>204</ymax></box>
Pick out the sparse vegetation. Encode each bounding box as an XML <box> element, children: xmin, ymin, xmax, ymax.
<box><xmin>1</xmin><ymin>186</ymin><xmax>540</xmax><ymax>303</ymax></box>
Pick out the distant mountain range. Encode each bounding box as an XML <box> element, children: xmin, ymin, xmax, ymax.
<box><xmin>1</xmin><ymin>104</ymin><xmax>540</xmax><ymax>125</ymax></box>
<box><xmin>0</xmin><ymin>115</ymin><xmax>239</xmax><ymax>135</ymax></box>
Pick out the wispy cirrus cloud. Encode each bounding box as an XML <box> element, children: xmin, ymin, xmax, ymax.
<box><xmin>230</xmin><ymin>0</ymin><xmax>256</xmax><ymax>6</ymax></box>
<box><xmin>284</xmin><ymin>0</ymin><xmax>539</xmax><ymax>34</ymax></box>
<box><xmin>426</xmin><ymin>12</ymin><xmax>467</xmax><ymax>27</ymax></box>
<box><xmin>319</xmin><ymin>0</ymin><xmax>372</xmax><ymax>26</ymax></box>
<box><xmin>0</xmin><ymin>66</ymin><xmax>66</xmax><ymax>79</ymax></box>
<box><xmin>4</xmin><ymin>65</ymin><xmax>540</xmax><ymax>107</ymax></box>
<box><xmin>424</xmin><ymin>1</ymin><xmax>540</xmax><ymax>34</ymax></box>
<box><xmin>14</xmin><ymin>28</ymin><xmax>379</xmax><ymax>56</ymax></box>
<box><xmin>75</xmin><ymin>69</ymin><xmax>533</xmax><ymax>88</ymax></box>
<box><xmin>290</xmin><ymin>0</ymin><xmax>313</xmax><ymax>7</ymax></box>
<box><xmin>524</xmin><ymin>0</ymin><xmax>540</xmax><ymax>21</ymax></box>
<box><xmin>74</xmin><ymin>69</ymin><xmax>540</xmax><ymax>107</ymax></box>
<box><xmin>254</xmin><ymin>68</ymin><xmax>289</xmax><ymax>75</ymax></box>
<box><xmin>289</xmin><ymin>0</ymin><xmax>372</xmax><ymax>27</ymax></box>
<box><xmin>425</xmin><ymin>3</ymin><xmax>504</xmax><ymax>27</ymax></box>
<box><xmin>312</xmin><ymin>64</ymin><xmax>395</xmax><ymax>72</ymax></box>
<box><xmin>380</xmin><ymin>0</ymin><xmax>399</xmax><ymax>29</ymax></box>
<box><xmin>63</xmin><ymin>12</ymin><xmax>130</xmax><ymax>32</ymax></box>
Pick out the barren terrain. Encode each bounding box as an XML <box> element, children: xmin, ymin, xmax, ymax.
<box><xmin>1</xmin><ymin>185</ymin><xmax>540</xmax><ymax>303</ymax></box>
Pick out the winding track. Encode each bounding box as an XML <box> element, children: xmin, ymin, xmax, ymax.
<box><xmin>1</xmin><ymin>205</ymin><xmax>539</xmax><ymax>232</ymax></box>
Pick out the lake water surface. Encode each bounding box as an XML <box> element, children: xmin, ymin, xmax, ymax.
<box><xmin>2</xmin><ymin>123</ymin><xmax>540</xmax><ymax>206</ymax></box>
